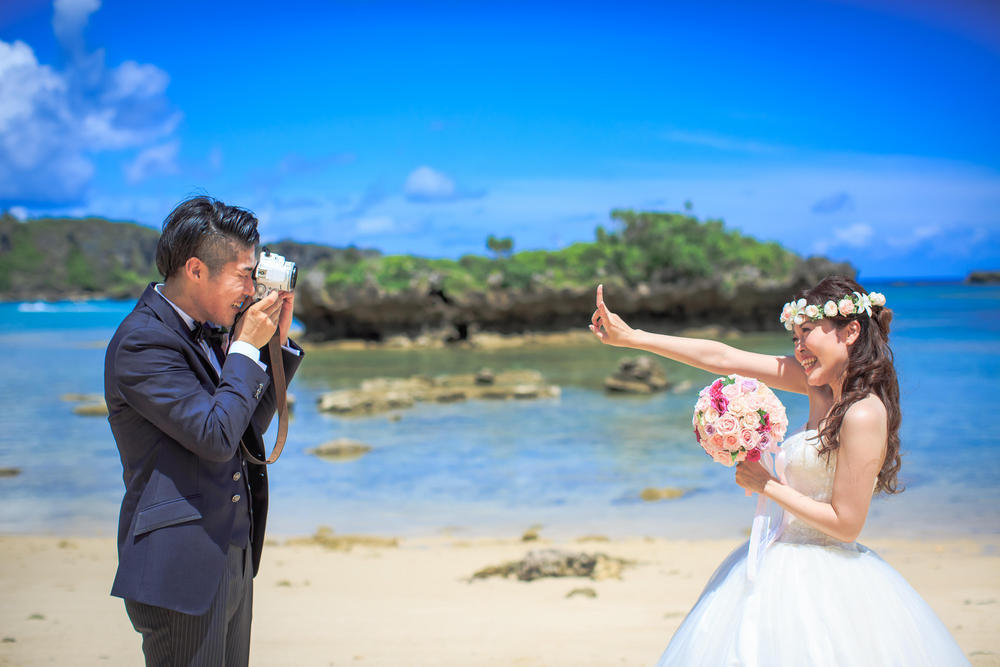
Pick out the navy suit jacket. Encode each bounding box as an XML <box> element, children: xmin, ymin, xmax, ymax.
<box><xmin>105</xmin><ymin>283</ymin><xmax>303</xmax><ymax>615</ymax></box>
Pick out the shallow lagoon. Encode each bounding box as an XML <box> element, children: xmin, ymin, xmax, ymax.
<box><xmin>1</xmin><ymin>283</ymin><xmax>997</xmax><ymax>540</ymax></box>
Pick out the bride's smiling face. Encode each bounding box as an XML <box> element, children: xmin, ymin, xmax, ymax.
<box><xmin>792</xmin><ymin>319</ymin><xmax>859</xmax><ymax>388</ymax></box>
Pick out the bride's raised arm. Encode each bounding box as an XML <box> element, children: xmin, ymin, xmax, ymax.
<box><xmin>589</xmin><ymin>284</ymin><xmax>810</xmax><ymax>395</ymax></box>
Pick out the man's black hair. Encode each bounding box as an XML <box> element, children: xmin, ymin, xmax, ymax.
<box><xmin>156</xmin><ymin>196</ymin><xmax>261</xmax><ymax>279</ymax></box>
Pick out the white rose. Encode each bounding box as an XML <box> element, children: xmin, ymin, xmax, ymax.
<box><xmin>804</xmin><ymin>304</ymin><xmax>820</xmax><ymax>319</ymax></box>
<box><xmin>823</xmin><ymin>300</ymin><xmax>838</xmax><ymax>317</ymax></box>
<box><xmin>837</xmin><ymin>298</ymin><xmax>854</xmax><ymax>317</ymax></box>
<box><xmin>869</xmin><ymin>292</ymin><xmax>886</xmax><ymax>307</ymax></box>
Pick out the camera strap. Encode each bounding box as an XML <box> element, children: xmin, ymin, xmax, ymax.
<box><xmin>240</xmin><ymin>334</ymin><xmax>288</xmax><ymax>465</ymax></box>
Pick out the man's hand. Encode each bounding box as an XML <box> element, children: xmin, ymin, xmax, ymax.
<box><xmin>232</xmin><ymin>291</ymin><xmax>283</xmax><ymax>349</ymax></box>
<box><xmin>276</xmin><ymin>291</ymin><xmax>295</xmax><ymax>346</ymax></box>
<box><xmin>589</xmin><ymin>284</ymin><xmax>636</xmax><ymax>347</ymax></box>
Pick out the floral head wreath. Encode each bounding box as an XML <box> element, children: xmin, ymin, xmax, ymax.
<box><xmin>779</xmin><ymin>291</ymin><xmax>886</xmax><ymax>331</ymax></box>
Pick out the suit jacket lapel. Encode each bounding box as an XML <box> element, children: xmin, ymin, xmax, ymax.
<box><xmin>138</xmin><ymin>282</ymin><xmax>222</xmax><ymax>384</ymax></box>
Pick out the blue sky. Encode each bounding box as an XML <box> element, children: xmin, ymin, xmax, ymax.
<box><xmin>1</xmin><ymin>0</ymin><xmax>998</xmax><ymax>278</ymax></box>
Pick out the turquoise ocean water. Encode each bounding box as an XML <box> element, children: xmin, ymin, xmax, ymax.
<box><xmin>0</xmin><ymin>283</ymin><xmax>997</xmax><ymax>540</ymax></box>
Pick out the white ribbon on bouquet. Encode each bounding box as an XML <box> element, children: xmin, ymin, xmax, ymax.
<box><xmin>746</xmin><ymin>447</ymin><xmax>789</xmax><ymax>582</ymax></box>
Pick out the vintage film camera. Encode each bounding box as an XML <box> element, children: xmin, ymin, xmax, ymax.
<box><xmin>253</xmin><ymin>248</ymin><xmax>297</xmax><ymax>301</ymax></box>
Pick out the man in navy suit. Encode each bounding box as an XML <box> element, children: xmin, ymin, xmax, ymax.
<box><xmin>105</xmin><ymin>196</ymin><xmax>304</xmax><ymax>666</ymax></box>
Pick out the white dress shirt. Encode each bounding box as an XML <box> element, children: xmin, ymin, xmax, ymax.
<box><xmin>154</xmin><ymin>284</ymin><xmax>266</xmax><ymax>374</ymax></box>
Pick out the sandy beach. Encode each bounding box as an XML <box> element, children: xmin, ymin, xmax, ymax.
<box><xmin>1</xmin><ymin>532</ymin><xmax>997</xmax><ymax>666</ymax></box>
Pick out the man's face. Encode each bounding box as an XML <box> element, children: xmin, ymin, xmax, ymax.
<box><xmin>198</xmin><ymin>244</ymin><xmax>257</xmax><ymax>326</ymax></box>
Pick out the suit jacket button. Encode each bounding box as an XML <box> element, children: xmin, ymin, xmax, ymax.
<box><xmin>233</xmin><ymin>472</ymin><xmax>241</xmax><ymax>481</ymax></box>
<box><xmin>254</xmin><ymin>383</ymin><xmax>264</xmax><ymax>399</ymax></box>
<box><xmin>231</xmin><ymin>494</ymin><xmax>240</xmax><ymax>503</ymax></box>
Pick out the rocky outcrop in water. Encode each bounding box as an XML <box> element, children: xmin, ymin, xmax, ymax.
<box><xmin>604</xmin><ymin>356</ymin><xmax>670</xmax><ymax>393</ymax></box>
<box><xmin>966</xmin><ymin>271</ymin><xmax>1000</xmax><ymax>284</ymax></box>
<box><xmin>307</xmin><ymin>439</ymin><xmax>372</xmax><ymax>462</ymax></box>
<box><xmin>293</xmin><ymin>256</ymin><xmax>853</xmax><ymax>343</ymax></box>
<box><xmin>317</xmin><ymin>370</ymin><xmax>560</xmax><ymax>417</ymax></box>
<box><xmin>1</xmin><ymin>213</ymin><xmax>855</xmax><ymax>345</ymax></box>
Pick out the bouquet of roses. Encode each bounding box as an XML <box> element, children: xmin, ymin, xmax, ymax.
<box><xmin>693</xmin><ymin>374</ymin><xmax>788</xmax><ymax>467</ymax></box>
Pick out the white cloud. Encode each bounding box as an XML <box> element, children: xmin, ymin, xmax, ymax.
<box><xmin>8</xmin><ymin>206</ymin><xmax>28</xmax><ymax>220</ymax></box>
<box><xmin>405</xmin><ymin>165</ymin><xmax>456</xmax><ymax>202</ymax></box>
<box><xmin>403</xmin><ymin>165</ymin><xmax>486</xmax><ymax>203</ymax></box>
<box><xmin>660</xmin><ymin>129</ymin><xmax>783</xmax><ymax>154</ymax></box>
<box><xmin>52</xmin><ymin>0</ymin><xmax>101</xmax><ymax>55</ymax></box>
<box><xmin>124</xmin><ymin>141</ymin><xmax>179</xmax><ymax>183</ymax></box>
<box><xmin>104</xmin><ymin>60</ymin><xmax>170</xmax><ymax>103</ymax></box>
<box><xmin>355</xmin><ymin>216</ymin><xmax>396</xmax><ymax>234</ymax></box>
<box><xmin>0</xmin><ymin>5</ymin><xmax>179</xmax><ymax>205</ymax></box>
<box><xmin>835</xmin><ymin>222</ymin><xmax>875</xmax><ymax>248</ymax></box>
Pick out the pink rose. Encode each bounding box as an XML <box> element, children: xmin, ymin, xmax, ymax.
<box><xmin>740</xmin><ymin>428</ymin><xmax>760</xmax><ymax>449</ymax></box>
<box><xmin>721</xmin><ymin>383</ymin><xmax>740</xmax><ymax>399</ymax></box>
<box><xmin>725</xmin><ymin>396</ymin><xmax>746</xmax><ymax>415</ymax></box>
<box><xmin>723</xmin><ymin>433</ymin><xmax>740</xmax><ymax>451</ymax></box>
<box><xmin>716</xmin><ymin>414</ymin><xmax>740</xmax><ymax>435</ymax></box>
<box><xmin>711</xmin><ymin>447</ymin><xmax>735</xmax><ymax>466</ymax></box>
<box><xmin>746</xmin><ymin>447</ymin><xmax>761</xmax><ymax>462</ymax></box>
<box><xmin>709</xmin><ymin>433</ymin><xmax>725</xmax><ymax>449</ymax></box>
<box><xmin>838</xmin><ymin>298</ymin><xmax>855</xmax><ymax>317</ymax></box>
<box><xmin>740</xmin><ymin>412</ymin><xmax>760</xmax><ymax>431</ymax></box>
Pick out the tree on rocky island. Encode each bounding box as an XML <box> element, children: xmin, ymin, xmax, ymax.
<box><xmin>486</xmin><ymin>234</ymin><xmax>513</xmax><ymax>259</ymax></box>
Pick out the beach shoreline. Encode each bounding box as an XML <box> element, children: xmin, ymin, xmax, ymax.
<box><xmin>2</xmin><ymin>532</ymin><xmax>997</xmax><ymax>666</ymax></box>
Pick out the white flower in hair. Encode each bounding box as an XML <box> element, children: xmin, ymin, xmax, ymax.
<box><xmin>778</xmin><ymin>289</ymin><xmax>887</xmax><ymax>329</ymax></box>
<box><xmin>856</xmin><ymin>292</ymin><xmax>872</xmax><ymax>317</ymax></box>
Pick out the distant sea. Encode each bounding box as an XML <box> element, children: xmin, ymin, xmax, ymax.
<box><xmin>1</xmin><ymin>282</ymin><xmax>998</xmax><ymax>540</ymax></box>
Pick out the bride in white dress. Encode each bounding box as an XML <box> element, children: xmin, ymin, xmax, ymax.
<box><xmin>590</xmin><ymin>275</ymin><xmax>968</xmax><ymax>666</ymax></box>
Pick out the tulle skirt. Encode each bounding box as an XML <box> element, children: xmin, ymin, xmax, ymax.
<box><xmin>657</xmin><ymin>540</ymin><xmax>968</xmax><ymax>666</ymax></box>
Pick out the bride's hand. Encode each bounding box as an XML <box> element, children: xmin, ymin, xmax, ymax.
<box><xmin>589</xmin><ymin>284</ymin><xmax>636</xmax><ymax>347</ymax></box>
<box><xmin>735</xmin><ymin>460</ymin><xmax>776</xmax><ymax>495</ymax></box>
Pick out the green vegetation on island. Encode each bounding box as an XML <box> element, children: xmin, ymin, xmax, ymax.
<box><xmin>0</xmin><ymin>212</ymin><xmax>160</xmax><ymax>301</ymax></box>
<box><xmin>310</xmin><ymin>209</ymin><xmax>800</xmax><ymax>297</ymax></box>
<box><xmin>0</xmin><ymin>207</ymin><xmax>850</xmax><ymax>341</ymax></box>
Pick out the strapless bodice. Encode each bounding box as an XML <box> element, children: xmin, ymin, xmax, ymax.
<box><xmin>775</xmin><ymin>428</ymin><xmax>854</xmax><ymax>547</ymax></box>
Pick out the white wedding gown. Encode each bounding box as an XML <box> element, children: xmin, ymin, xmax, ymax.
<box><xmin>657</xmin><ymin>428</ymin><xmax>969</xmax><ymax>666</ymax></box>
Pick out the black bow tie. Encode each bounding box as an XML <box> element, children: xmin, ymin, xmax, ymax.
<box><xmin>192</xmin><ymin>321</ymin><xmax>226</xmax><ymax>347</ymax></box>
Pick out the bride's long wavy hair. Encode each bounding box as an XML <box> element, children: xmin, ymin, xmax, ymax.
<box><xmin>794</xmin><ymin>276</ymin><xmax>902</xmax><ymax>494</ymax></box>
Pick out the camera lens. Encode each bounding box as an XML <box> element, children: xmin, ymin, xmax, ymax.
<box><xmin>289</xmin><ymin>265</ymin><xmax>297</xmax><ymax>289</ymax></box>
